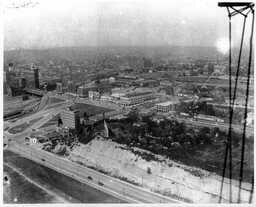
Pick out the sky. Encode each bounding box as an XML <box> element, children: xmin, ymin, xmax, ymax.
<box><xmin>3</xmin><ymin>0</ymin><xmax>253</xmax><ymax>50</ymax></box>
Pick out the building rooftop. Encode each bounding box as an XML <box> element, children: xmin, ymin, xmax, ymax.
<box><xmin>156</xmin><ymin>100</ymin><xmax>179</xmax><ymax>106</ymax></box>
<box><xmin>125</xmin><ymin>91</ymin><xmax>152</xmax><ymax>98</ymax></box>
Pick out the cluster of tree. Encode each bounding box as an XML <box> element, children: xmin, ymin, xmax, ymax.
<box><xmin>176</xmin><ymin>101</ymin><xmax>201</xmax><ymax>117</ymax></box>
<box><xmin>106</xmin><ymin>111</ymin><xmax>229</xmax><ymax>154</ymax></box>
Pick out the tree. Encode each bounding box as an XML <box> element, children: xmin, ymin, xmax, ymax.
<box><xmin>83</xmin><ymin>112</ymin><xmax>89</xmax><ymax>121</ymax></box>
<box><xmin>58</xmin><ymin>118</ymin><xmax>63</xmax><ymax>127</ymax></box>
<box><xmin>172</xmin><ymin>122</ymin><xmax>186</xmax><ymax>137</ymax></box>
<box><xmin>198</xmin><ymin>127</ymin><xmax>212</xmax><ymax>144</ymax></box>
<box><xmin>127</xmin><ymin>108</ymin><xmax>140</xmax><ymax>123</ymax></box>
<box><xmin>187</xmin><ymin>101</ymin><xmax>200</xmax><ymax>118</ymax></box>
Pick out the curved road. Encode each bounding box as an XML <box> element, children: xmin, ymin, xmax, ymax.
<box><xmin>4</xmin><ymin>100</ymin><xmax>180</xmax><ymax>203</ymax></box>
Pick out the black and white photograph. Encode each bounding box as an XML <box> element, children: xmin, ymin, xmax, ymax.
<box><xmin>1</xmin><ymin>0</ymin><xmax>255</xmax><ymax>204</ymax></box>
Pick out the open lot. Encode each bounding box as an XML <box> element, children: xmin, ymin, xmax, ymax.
<box><xmin>48</xmin><ymin>97</ymin><xmax>65</xmax><ymax>104</ymax></box>
<box><xmin>39</xmin><ymin>115</ymin><xmax>59</xmax><ymax>129</ymax></box>
<box><xmin>8</xmin><ymin>117</ymin><xmax>43</xmax><ymax>134</ymax></box>
<box><xmin>70</xmin><ymin>103</ymin><xmax>114</xmax><ymax>117</ymax></box>
<box><xmin>88</xmin><ymin>117</ymin><xmax>254</xmax><ymax>184</ymax></box>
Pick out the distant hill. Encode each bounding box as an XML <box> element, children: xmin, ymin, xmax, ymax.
<box><xmin>4</xmin><ymin>46</ymin><xmax>221</xmax><ymax>66</ymax></box>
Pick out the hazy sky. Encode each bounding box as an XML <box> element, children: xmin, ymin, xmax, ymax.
<box><xmin>4</xmin><ymin>0</ymin><xmax>252</xmax><ymax>50</ymax></box>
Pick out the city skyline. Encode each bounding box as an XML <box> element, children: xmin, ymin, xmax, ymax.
<box><xmin>3</xmin><ymin>1</ymin><xmax>254</xmax><ymax>204</ymax></box>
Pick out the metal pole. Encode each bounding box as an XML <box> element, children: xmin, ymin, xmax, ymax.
<box><xmin>238</xmin><ymin>8</ymin><xmax>254</xmax><ymax>203</ymax></box>
<box><xmin>228</xmin><ymin>13</ymin><xmax>233</xmax><ymax>203</ymax></box>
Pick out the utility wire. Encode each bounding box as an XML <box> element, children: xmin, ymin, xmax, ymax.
<box><xmin>227</xmin><ymin>14</ymin><xmax>247</xmax><ymax>203</ymax></box>
<box><xmin>249</xmin><ymin>175</ymin><xmax>254</xmax><ymax>203</ymax></box>
<box><xmin>219</xmin><ymin>7</ymin><xmax>251</xmax><ymax>203</ymax></box>
<box><xmin>219</xmin><ymin>10</ymin><xmax>233</xmax><ymax>203</ymax></box>
<box><xmin>238</xmin><ymin>8</ymin><xmax>254</xmax><ymax>203</ymax></box>
<box><xmin>228</xmin><ymin>11</ymin><xmax>233</xmax><ymax>203</ymax></box>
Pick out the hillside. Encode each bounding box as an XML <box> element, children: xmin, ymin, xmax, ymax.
<box><xmin>68</xmin><ymin>137</ymin><xmax>252</xmax><ymax>203</ymax></box>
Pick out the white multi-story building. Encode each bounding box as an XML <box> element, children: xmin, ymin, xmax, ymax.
<box><xmin>156</xmin><ymin>100</ymin><xmax>179</xmax><ymax>113</ymax></box>
<box><xmin>117</xmin><ymin>91</ymin><xmax>155</xmax><ymax>107</ymax></box>
<box><xmin>100</xmin><ymin>94</ymin><xmax>113</xmax><ymax>102</ymax></box>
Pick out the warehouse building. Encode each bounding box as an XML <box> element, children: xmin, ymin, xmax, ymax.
<box><xmin>156</xmin><ymin>100</ymin><xmax>179</xmax><ymax>113</ymax></box>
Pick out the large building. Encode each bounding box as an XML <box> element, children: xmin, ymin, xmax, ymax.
<box><xmin>60</xmin><ymin>109</ymin><xmax>80</xmax><ymax>131</ymax></box>
<box><xmin>116</xmin><ymin>91</ymin><xmax>155</xmax><ymax>107</ymax></box>
<box><xmin>156</xmin><ymin>100</ymin><xmax>179</xmax><ymax>113</ymax></box>
<box><xmin>31</xmin><ymin>64</ymin><xmax>40</xmax><ymax>89</ymax></box>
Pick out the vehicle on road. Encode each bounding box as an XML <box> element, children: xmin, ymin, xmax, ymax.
<box><xmin>25</xmin><ymin>136</ymin><xmax>31</xmax><ymax>144</ymax></box>
<box><xmin>98</xmin><ymin>181</ymin><xmax>104</xmax><ymax>186</ymax></box>
<box><xmin>87</xmin><ymin>176</ymin><xmax>93</xmax><ymax>180</ymax></box>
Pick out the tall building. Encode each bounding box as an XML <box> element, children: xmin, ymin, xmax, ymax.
<box><xmin>31</xmin><ymin>64</ymin><xmax>40</xmax><ymax>89</ymax></box>
<box><xmin>61</xmin><ymin>109</ymin><xmax>80</xmax><ymax>132</ymax></box>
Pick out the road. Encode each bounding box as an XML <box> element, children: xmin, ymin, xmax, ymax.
<box><xmin>6</xmin><ymin>142</ymin><xmax>179</xmax><ymax>203</ymax></box>
<box><xmin>4</xmin><ymin>100</ymin><xmax>180</xmax><ymax>203</ymax></box>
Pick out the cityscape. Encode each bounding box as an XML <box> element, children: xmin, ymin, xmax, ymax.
<box><xmin>2</xmin><ymin>0</ymin><xmax>254</xmax><ymax>204</ymax></box>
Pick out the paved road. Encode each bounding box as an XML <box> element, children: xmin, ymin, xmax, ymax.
<box><xmin>6</xmin><ymin>102</ymin><xmax>70</xmax><ymax>132</ymax></box>
<box><xmin>6</xmin><ymin>141</ymin><xmax>180</xmax><ymax>203</ymax></box>
<box><xmin>4</xmin><ymin>102</ymin><xmax>180</xmax><ymax>203</ymax></box>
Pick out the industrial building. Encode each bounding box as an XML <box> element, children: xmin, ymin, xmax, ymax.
<box><xmin>156</xmin><ymin>100</ymin><xmax>179</xmax><ymax>113</ymax></box>
<box><xmin>115</xmin><ymin>91</ymin><xmax>155</xmax><ymax>107</ymax></box>
<box><xmin>60</xmin><ymin>109</ymin><xmax>80</xmax><ymax>131</ymax></box>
